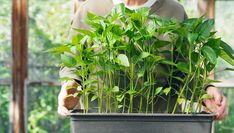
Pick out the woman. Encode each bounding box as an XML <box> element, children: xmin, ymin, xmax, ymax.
<box><xmin>58</xmin><ymin>0</ymin><xmax>228</xmax><ymax>120</ymax></box>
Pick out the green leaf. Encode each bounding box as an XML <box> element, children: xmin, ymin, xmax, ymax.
<box><xmin>204</xmin><ymin>38</ymin><xmax>221</xmax><ymax>56</ymax></box>
<box><xmin>220</xmin><ymin>41</ymin><xmax>234</xmax><ymax>60</ymax></box>
<box><xmin>221</xmin><ymin>41</ymin><xmax>234</xmax><ymax>54</ymax></box>
<box><xmin>163</xmin><ymin>87</ymin><xmax>171</xmax><ymax>96</ymax></box>
<box><xmin>147</xmin><ymin>20</ymin><xmax>156</xmax><ymax>36</ymax></box>
<box><xmin>118</xmin><ymin>105</ymin><xmax>123</xmax><ymax>109</ymax></box>
<box><xmin>134</xmin><ymin>42</ymin><xmax>143</xmax><ymax>52</ymax></box>
<box><xmin>206</xmin><ymin>62</ymin><xmax>215</xmax><ymax>72</ymax></box>
<box><xmin>140</xmin><ymin>52</ymin><xmax>150</xmax><ymax>59</ymax></box>
<box><xmin>61</xmin><ymin>54</ymin><xmax>77</xmax><ymax>68</ymax></box>
<box><xmin>224</xmin><ymin>67</ymin><xmax>234</xmax><ymax>71</ymax></box>
<box><xmin>176</xmin><ymin>62</ymin><xmax>189</xmax><ymax>73</ymax></box>
<box><xmin>206</xmin><ymin>79</ymin><xmax>221</xmax><ymax>84</ymax></box>
<box><xmin>135</xmin><ymin>7</ymin><xmax>150</xmax><ymax>16</ymax></box>
<box><xmin>91</xmin><ymin>95</ymin><xmax>98</xmax><ymax>102</ymax></box>
<box><xmin>155</xmin><ymin>40</ymin><xmax>170</xmax><ymax>48</ymax></box>
<box><xmin>187</xmin><ymin>33</ymin><xmax>198</xmax><ymax>45</ymax></box>
<box><xmin>117</xmin><ymin>54</ymin><xmax>130</xmax><ymax>67</ymax></box>
<box><xmin>160</xmin><ymin>60</ymin><xmax>177</xmax><ymax>66</ymax></box>
<box><xmin>117</xmin><ymin>95</ymin><xmax>124</xmax><ymax>102</ymax></box>
<box><xmin>47</xmin><ymin>46</ymin><xmax>71</xmax><ymax>54</ymax></box>
<box><xmin>220</xmin><ymin>50</ymin><xmax>234</xmax><ymax>66</ymax></box>
<box><xmin>155</xmin><ymin>87</ymin><xmax>163</xmax><ymax>95</ymax></box>
<box><xmin>152</xmin><ymin>55</ymin><xmax>164</xmax><ymax>62</ymax></box>
<box><xmin>201</xmin><ymin>94</ymin><xmax>212</xmax><ymax>100</ymax></box>
<box><xmin>126</xmin><ymin>90</ymin><xmax>137</xmax><ymax>95</ymax></box>
<box><xmin>197</xmin><ymin>19</ymin><xmax>214</xmax><ymax>40</ymax></box>
<box><xmin>177</xmin><ymin>98</ymin><xmax>185</xmax><ymax>105</ymax></box>
<box><xmin>83</xmin><ymin>79</ymin><xmax>97</xmax><ymax>86</ymax></box>
<box><xmin>137</xmin><ymin>68</ymin><xmax>145</xmax><ymax>78</ymax></box>
<box><xmin>112</xmin><ymin>86</ymin><xmax>119</xmax><ymax>93</ymax></box>
<box><xmin>172</xmin><ymin>76</ymin><xmax>184</xmax><ymax>82</ymax></box>
<box><xmin>73</xmin><ymin>28</ymin><xmax>95</xmax><ymax>38</ymax></box>
<box><xmin>201</xmin><ymin>46</ymin><xmax>217</xmax><ymax>64</ymax></box>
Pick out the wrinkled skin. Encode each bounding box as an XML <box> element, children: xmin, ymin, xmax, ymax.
<box><xmin>203</xmin><ymin>86</ymin><xmax>228</xmax><ymax>120</ymax></box>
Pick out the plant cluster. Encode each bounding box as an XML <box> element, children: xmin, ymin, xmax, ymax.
<box><xmin>51</xmin><ymin>4</ymin><xmax>234</xmax><ymax>114</ymax></box>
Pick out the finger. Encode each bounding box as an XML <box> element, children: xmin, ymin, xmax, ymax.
<box><xmin>213</xmin><ymin>89</ymin><xmax>222</xmax><ymax>106</ymax></box>
<box><xmin>216</xmin><ymin>96</ymin><xmax>228</xmax><ymax>119</ymax></box>
<box><xmin>203</xmin><ymin>99</ymin><xmax>219</xmax><ymax>114</ymax></box>
<box><xmin>58</xmin><ymin>106</ymin><xmax>69</xmax><ymax>117</ymax></box>
<box><xmin>216</xmin><ymin>107</ymin><xmax>228</xmax><ymax>120</ymax></box>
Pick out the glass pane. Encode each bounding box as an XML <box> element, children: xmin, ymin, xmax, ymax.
<box><xmin>27</xmin><ymin>85</ymin><xmax>70</xmax><ymax>132</ymax></box>
<box><xmin>28</xmin><ymin>0</ymin><xmax>71</xmax><ymax>81</ymax></box>
<box><xmin>179</xmin><ymin>0</ymin><xmax>200</xmax><ymax>17</ymax></box>
<box><xmin>0</xmin><ymin>0</ymin><xmax>11</xmax><ymax>80</ymax></box>
<box><xmin>0</xmin><ymin>86</ymin><xmax>10</xmax><ymax>133</ymax></box>
<box><xmin>28</xmin><ymin>0</ymin><xmax>71</xmax><ymax>132</ymax></box>
<box><xmin>0</xmin><ymin>0</ymin><xmax>11</xmax><ymax>132</ymax></box>
<box><xmin>215</xmin><ymin>1</ymin><xmax>234</xmax><ymax>83</ymax></box>
<box><xmin>215</xmin><ymin>88</ymin><xmax>234</xmax><ymax>133</ymax></box>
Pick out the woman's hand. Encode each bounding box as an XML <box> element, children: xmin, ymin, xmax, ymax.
<box><xmin>203</xmin><ymin>86</ymin><xmax>228</xmax><ymax>120</ymax></box>
<box><xmin>58</xmin><ymin>80</ymin><xmax>80</xmax><ymax>117</ymax></box>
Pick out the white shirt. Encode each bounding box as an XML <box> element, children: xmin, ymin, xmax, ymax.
<box><xmin>112</xmin><ymin>0</ymin><xmax>157</xmax><ymax>10</ymax></box>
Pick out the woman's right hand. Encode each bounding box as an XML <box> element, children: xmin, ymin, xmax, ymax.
<box><xmin>58</xmin><ymin>80</ymin><xmax>80</xmax><ymax>117</ymax></box>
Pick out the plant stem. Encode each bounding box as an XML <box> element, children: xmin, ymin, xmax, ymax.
<box><xmin>128</xmin><ymin>63</ymin><xmax>135</xmax><ymax>113</ymax></box>
<box><xmin>167</xmin><ymin>42</ymin><xmax>174</xmax><ymax>113</ymax></box>
<box><xmin>172</xmin><ymin>74</ymin><xmax>191</xmax><ymax>114</ymax></box>
<box><xmin>108</xmin><ymin>70</ymin><xmax>112</xmax><ymax>113</ymax></box>
<box><xmin>189</xmin><ymin>64</ymin><xmax>200</xmax><ymax>113</ymax></box>
<box><xmin>145</xmin><ymin>70</ymin><xmax>151</xmax><ymax>113</ymax></box>
<box><xmin>122</xmin><ymin>97</ymin><xmax>126</xmax><ymax>113</ymax></box>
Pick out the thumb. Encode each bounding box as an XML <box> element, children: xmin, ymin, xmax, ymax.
<box><xmin>203</xmin><ymin>99</ymin><xmax>218</xmax><ymax>114</ymax></box>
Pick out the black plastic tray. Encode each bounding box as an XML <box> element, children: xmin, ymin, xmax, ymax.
<box><xmin>70</xmin><ymin>113</ymin><xmax>214</xmax><ymax>133</ymax></box>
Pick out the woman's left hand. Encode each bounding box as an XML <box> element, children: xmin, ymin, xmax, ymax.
<box><xmin>203</xmin><ymin>86</ymin><xmax>228</xmax><ymax>120</ymax></box>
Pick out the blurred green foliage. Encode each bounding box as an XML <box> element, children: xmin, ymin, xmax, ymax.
<box><xmin>0</xmin><ymin>0</ymin><xmax>71</xmax><ymax>132</ymax></box>
<box><xmin>27</xmin><ymin>0</ymin><xmax>71</xmax><ymax>132</ymax></box>
<box><xmin>0</xmin><ymin>0</ymin><xmax>233</xmax><ymax>132</ymax></box>
<box><xmin>215</xmin><ymin>88</ymin><xmax>234</xmax><ymax>133</ymax></box>
<box><xmin>0</xmin><ymin>86</ymin><xmax>10</xmax><ymax>133</ymax></box>
<box><xmin>0</xmin><ymin>0</ymin><xmax>11</xmax><ymax>80</ymax></box>
<box><xmin>27</xmin><ymin>86</ymin><xmax>70</xmax><ymax>133</ymax></box>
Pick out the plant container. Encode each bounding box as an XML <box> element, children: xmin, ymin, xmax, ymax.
<box><xmin>70</xmin><ymin>113</ymin><xmax>214</xmax><ymax>133</ymax></box>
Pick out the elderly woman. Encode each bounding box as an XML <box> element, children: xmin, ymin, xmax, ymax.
<box><xmin>58</xmin><ymin>0</ymin><xmax>228</xmax><ymax>120</ymax></box>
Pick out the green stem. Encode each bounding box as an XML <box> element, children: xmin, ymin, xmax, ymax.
<box><xmin>167</xmin><ymin>42</ymin><xmax>174</xmax><ymax>113</ymax></box>
<box><xmin>139</xmin><ymin>95</ymin><xmax>143</xmax><ymax>113</ymax></box>
<box><xmin>128</xmin><ymin>63</ymin><xmax>135</xmax><ymax>113</ymax></box>
<box><xmin>151</xmin><ymin>86</ymin><xmax>154</xmax><ymax>113</ymax></box>
<box><xmin>189</xmin><ymin>66</ymin><xmax>200</xmax><ymax>113</ymax></box>
<box><xmin>145</xmin><ymin>70</ymin><xmax>151</xmax><ymax>113</ymax></box>
<box><xmin>122</xmin><ymin>97</ymin><xmax>126</xmax><ymax>113</ymax></box>
<box><xmin>172</xmin><ymin>74</ymin><xmax>191</xmax><ymax>114</ymax></box>
<box><xmin>108</xmin><ymin>71</ymin><xmax>112</xmax><ymax>113</ymax></box>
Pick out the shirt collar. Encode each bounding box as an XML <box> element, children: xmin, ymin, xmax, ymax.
<box><xmin>112</xmin><ymin>0</ymin><xmax>157</xmax><ymax>10</ymax></box>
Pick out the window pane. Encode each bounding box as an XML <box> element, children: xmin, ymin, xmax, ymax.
<box><xmin>179</xmin><ymin>0</ymin><xmax>200</xmax><ymax>17</ymax></box>
<box><xmin>215</xmin><ymin>1</ymin><xmax>234</xmax><ymax>84</ymax></box>
<box><xmin>0</xmin><ymin>0</ymin><xmax>11</xmax><ymax>80</ymax></box>
<box><xmin>27</xmin><ymin>85</ymin><xmax>70</xmax><ymax>132</ymax></box>
<box><xmin>0</xmin><ymin>86</ymin><xmax>10</xmax><ymax>133</ymax></box>
<box><xmin>0</xmin><ymin>0</ymin><xmax>11</xmax><ymax>132</ymax></box>
<box><xmin>27</xmin><ymin>0</ymin><xmax>71</xmax><ymax>132</ymax></box>
<box><xmin>28</xmin><ymin>0</ymin><xmax>71</xmax><ymax>81</ymax></box>
<box><xmin>215</xmin><ymin>88</ymin><xmax>234</xmax><ymax>133</ymax></box>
